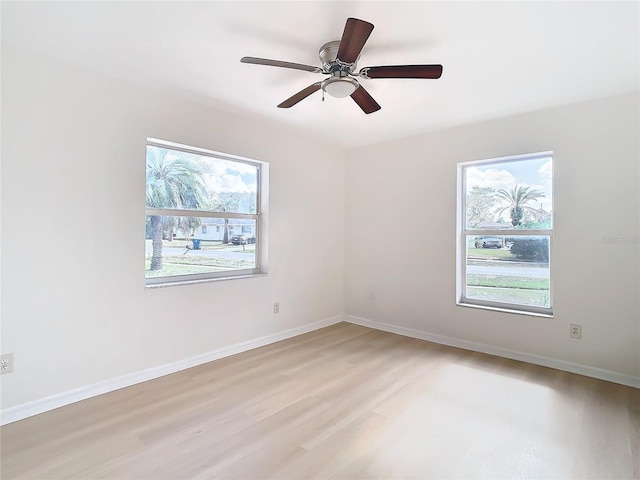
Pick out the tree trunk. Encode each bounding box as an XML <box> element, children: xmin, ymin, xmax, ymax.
<box><xmin>223</xmin><ymin>218</ymin><xmax>229</xmax><ymax>244</ymax></box>
<box><xmin>151</xmin><ymin>215</ymin><xmax>164</xmax><ymax>270</ymax></box>
<box><xmin>511</xmin><ymin>206</ymin><xmax>524</xmax><ymax>226</ymax></box>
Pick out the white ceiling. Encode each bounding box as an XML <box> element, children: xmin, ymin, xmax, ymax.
<box><xmin>3</xmin><ymin>1</ymin><xmax>639</xmax><ymax>149</ymax></box>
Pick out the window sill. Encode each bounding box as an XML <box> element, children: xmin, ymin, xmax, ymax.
<box><xmin>457</xmin><ymin>300</ymin><xmax>554</xmax><ymax>318</ymax></box>
<box><xmin>145</xmin><ymin>272</ymin><xmax>268</xmax><ymax>289</ymax></box>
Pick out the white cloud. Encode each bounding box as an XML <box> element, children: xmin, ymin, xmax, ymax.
<box><xmin>199</xmin><ymin>158</ymin><xmax>257</xmax><ymax>193</ymax></box>
<box><xmin>528</xmin><ymin>183</ymin><xmax>552</xmax><ymax>211</ymax></box>
<box><xmin>539</xmin><ymin>160</ymin><xmax>552</xmax><ymax>179</ymax></box>
<box><xmin>537</xmin><ymin>161</ymin><xmax>553</xmax><ymax>211</ymax></box>
<box><xmin>466</xmin><ymin>168</ymin><xmax>516</xmax><ymax>190</ymax></box>
<box><xmin>205</xmin><ymin>172</ymin><xmax>256</xmax><ymax>193</ymax></box>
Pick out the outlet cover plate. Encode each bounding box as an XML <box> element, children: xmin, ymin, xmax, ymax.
<box><xmin>570</xmin><ymin>324</ymin><xmax>582</xmax><ymax>339</ymax></box>
<box><xmin>1</xmin><ymin>353</ymin><xmax>14</xmax><ymax>374</ymax></box>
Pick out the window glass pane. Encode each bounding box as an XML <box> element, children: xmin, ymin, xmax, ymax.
<box><xmin>466</xmin><ymin>235</ymin><xmax>550</xmax><ymax>308</ymax></box>
<box><xmin>465</xmin><ymin>157</ymin><xmax>552</xmax><ymax>229</ymax></box>
<box><xmin>146</xmin><ymin>145</ymin><xmax>258</xmax><ymax>214</ymax></box>
<box><xmin>145</xmin><ymin>216</ymin><xmax>256</xmax><ymax>279</ymax></box>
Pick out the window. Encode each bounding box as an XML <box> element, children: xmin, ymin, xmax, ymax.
<box><xmin>457</xmin><ymin>152</ymin><xmax>553</xmax><ymax>316</ymax></box>
<box><xmin>145</xmin><ymin>138</ymin><xmax>264</xmax><ymax>286</ymax></box>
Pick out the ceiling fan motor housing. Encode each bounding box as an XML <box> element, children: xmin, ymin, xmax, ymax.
<box><xmin>319</xmin><ymin>41</ymin><xmax>358</xmax><ymax>74</ymax></box>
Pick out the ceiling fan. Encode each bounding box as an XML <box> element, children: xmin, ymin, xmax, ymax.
<box><xmin>241</xmin><ymin>17</ymin><xmax>443</xmax><ymax>114</ymax></box>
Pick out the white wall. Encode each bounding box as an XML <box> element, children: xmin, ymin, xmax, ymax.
<box><xmin>2</xmin><ymin>43</ymin><xmax>638</xmax><ymax>419</ymax></box>
<box><xmin>0</xmin><ymin>46</ymin><xmax>346</xmax><ymax>410</ymax></box>
<box><xmin>345</xmin><ymin>92</ymin><xmax>640</xmax><ymax>380</ymax></box>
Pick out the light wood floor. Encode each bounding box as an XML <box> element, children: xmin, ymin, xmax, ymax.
<box><xmin>1</xmin><ymin>323</ymin><xmax>638</xmax><ymax>479</ymax></box>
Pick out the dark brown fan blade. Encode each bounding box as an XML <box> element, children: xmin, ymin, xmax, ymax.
<box><xmin>350</xmin><ymin>85</ymin><xmax>381</xmax><ymax>114</ymax></box>
<box><xmin>337</xmin><ymin>18</ymin><xmax>374</xmax><ymax>64</ymax></box>
<box><xmin>278</xmin><ymin>83</ymin><xmax>322</xmax><ymax>108</ymax></box>
<box><xmin>241</xmin><ymin>57</ymin><xmax>321</xmax><ymax>73</ymax></box>
<box><xmin>362</xmin><ymin>65</ymin><xmax>443</xmax><ymax>79</ymax></box>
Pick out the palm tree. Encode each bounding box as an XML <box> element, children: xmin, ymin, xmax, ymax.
<box><xmin>211</xmin><ymin>192</ymin><xmax>240</xmax><ymax>244</ymax></box>
<box><xmin>146</xmin><ymin>147</ymin><xmax>207</xmax><ymax>270</ymax></box>
<box><xmin>495</xmin><ymin>185</ymin><xmax>545</xmax><ymax>226</ymax></box>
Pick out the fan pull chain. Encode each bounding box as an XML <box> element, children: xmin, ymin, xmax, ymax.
<box><xmin>322</xmin><ymin>90</ymin><xmax>325</xmax><ymax>102</ymax></box>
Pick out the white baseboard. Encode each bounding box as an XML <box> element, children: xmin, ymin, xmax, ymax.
<box><xmin>0</xmin><ymin>315</ymin><xmax>345</xmax><ymax>426</ymax></box>
<box><xmin>4</xmin><ymin>313</ymin><xmax>636</xmax><ymax>425</ymax></box>
<box><xmin>345</xmin><ymin>315</ymin><xmax>640</xmax><ymax>389</ymax></box>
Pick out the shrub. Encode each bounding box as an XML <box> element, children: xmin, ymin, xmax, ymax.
<box><xmin>510</xmin><ymin>238</ymin><xmax>549</xmax><ymax>261</ymax></box>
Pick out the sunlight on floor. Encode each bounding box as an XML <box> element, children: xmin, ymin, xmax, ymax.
<box><xmin>362</xmin><ymin>363</ymin><xmax>567</xmax><ymax>479</ymax></box>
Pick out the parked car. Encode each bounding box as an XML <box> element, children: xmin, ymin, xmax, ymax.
<box><xmin>230</xmin><ymin>234</ymin><xmax>256</xmax><ymax>245</ymax></box>
<box><xmin>477</xmin><ymin>236</ymin><xmax>503</xmax><ymax>249</ymax></box>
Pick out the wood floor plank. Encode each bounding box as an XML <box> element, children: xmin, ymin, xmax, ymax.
<box><xmin>1</xmin><ymin>322</ymin><xmax>638</xmax><ymax>479</ymax></box>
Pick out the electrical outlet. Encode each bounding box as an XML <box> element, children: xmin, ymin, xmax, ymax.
<box><xmin>570</xmin><ymin>324</ymin><xmax>582</xmax><ymax>339</ymax></box>
<box><xmin>1</xmin><ymin>353</ymin><xmax>14</xmax><ymax>374</ymax></box>
<box><xmin>273</xmin><ymin>302</ymin><xmax>280</xmax><ymax>314</ymax></box>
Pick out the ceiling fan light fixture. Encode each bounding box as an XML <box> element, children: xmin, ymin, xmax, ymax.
<box><xmin>322</xmin><ymin>76</ymin><xmax>359</xmax><ymax>98</ymax></box>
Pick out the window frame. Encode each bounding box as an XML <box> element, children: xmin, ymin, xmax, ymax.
<box><xmin>145</xmin><ymin>138</ymin><xmax>265</xmax><ymax>287</ymax></box>
<box><xmin>456</xmin><ymin>151</ymin><xmax>554</xmax><ymax>317</ymax></box>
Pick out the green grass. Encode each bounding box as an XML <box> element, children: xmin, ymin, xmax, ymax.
<box><xmin>145</xmin><ymin>254</ymin><xmax>255</xmax><ymax>278</ymax></box>
<box><xmin>466</xmin><ymin>274</ymin><xmax>549</xmax><ymax>290</ymax></box>
<box><xmin>466</xmin><ymin>274</ymin><xmax>550</xmax><ymax>307</ymax></box>
<box><xmin>466</xmin><ymin>285</ymin><xmax>550</xmax><ymax>307</ymax></box>
<box><xmin>467</xmin><ymin>248</ymin><xmax>522</xmax><ymax>262</ymax></box>
<box><xmin>164</xmin><ymin>256</ymin><xmax>253</xmax><ymax>267</ymax></box>
<box><xmin>145</xmin><ymin>261</ymin><xmax>228</xmax><ymax>278</ymax></box>
<box><xmin>467</xmin><ymin>247</ymin><xmax>515</xmax><ymax>260</ymax></box>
